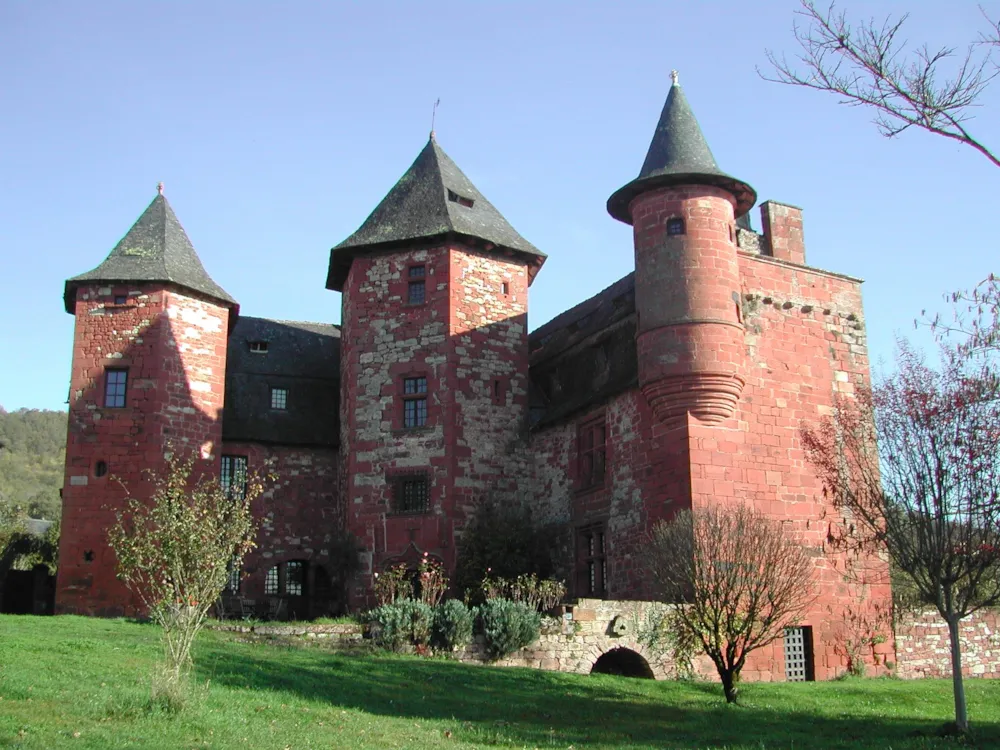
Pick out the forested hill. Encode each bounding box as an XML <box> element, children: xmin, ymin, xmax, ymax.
<box><xmin>0</xmin><ymin>408</ymin><xmax>66</xmax><ymax>521</ymax></box>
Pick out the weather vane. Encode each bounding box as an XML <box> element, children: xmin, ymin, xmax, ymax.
<box><xmin>430</xmin><ymin>98</ymin><xmax>441</xmax><ymax>139</ymax></box>
<box><xmin>671</xmin><ymin>70</ymin><xmax>679</xmax><ymax>86</ymax></box>
<box><xmin>157</xmin><ymin>182</ymin><xmax>164</xmax><ymax>195</ymax></box>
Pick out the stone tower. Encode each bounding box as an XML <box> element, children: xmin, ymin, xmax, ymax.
<box><xmin>56</xmin><ymin>187</ymin><xmax>238</xmax><ymax>615</ymax></box>
<box><xmin>607</xmin><ymin>73</ymin><xmax>756</xmax><ymax>426</ymax></box>
<box><xmin>327</xmin><ymin>135</ymin><xmax>545</xmax><ymax>605</ymax></box>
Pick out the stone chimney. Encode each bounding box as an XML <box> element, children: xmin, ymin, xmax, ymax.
<box><xmin>761</xmin><ymin>201</ymin><xmax>805</xmax><ymax>265</ymax></box>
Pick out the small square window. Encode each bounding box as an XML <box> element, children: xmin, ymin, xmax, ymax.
<box><xmin>666</xmin><ymin>217</ymin><xmax>685</xmax><ymax>236</ymax></box>
<box><xmin>270</xmin><ymin>387</ymin><xmax>288</xmax><ymax>410</ymax></box>
<box><xmin>249</xmin><ymin>341</ymin><xmax>269</xmax><ymax>354</ymax></box>
<box><xmin>104</xmin><ymin>369</ymin><xmax>128</xmax><ymax>408</ymax></box>
<box><xmin>114</xmin><ymin>295</ymin><xmax>127</xmax><ymax>305</ymax></box>
<box><xmin>408</xmin><ymin>265</ymin><xmax>426</xmax><ymax>305</ymax></box>
<box><xmin>395</xmin><ymin>476</ymin><xmax>430</xmax><ymax>514</ymax></box>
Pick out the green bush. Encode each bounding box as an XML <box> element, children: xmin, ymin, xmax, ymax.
<box><xmin>478</xmin><ymin>598</ymin><xmax>541</xmax><ymax>659</ymax></box>
<box><xmin>433</xmin><ymin>599</ymin><xmax>474</xmax><ymax>650</ymax></box>
<box><xmin>366</xmin><ymin>599</ymin><xmax>434</xmax><ymax>651</ymax></box>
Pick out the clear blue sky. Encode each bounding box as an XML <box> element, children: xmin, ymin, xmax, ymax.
<box><xmin>1</xmin><ymin>1</ymin><xmax>996</xmax><ymax>411</ymax></box>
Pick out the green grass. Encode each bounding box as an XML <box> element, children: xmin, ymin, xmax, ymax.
<box><xmin>0</xmin><ymin>615</ymin><xmax>998</xmax><ymax>749</ymax></box>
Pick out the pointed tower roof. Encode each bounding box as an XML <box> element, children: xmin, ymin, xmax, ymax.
<box><xmin>607</xmin><ymin>72</ymin><xmax>756</xmax><ymax>224</ymax></box>
<box><xmin>64</xmin><ymin>186</ymin><xmax>237</xmax><ymax>313</ymax></box>
<box><xmin>326</xmin><ymin>136</ymin><xmax>545</xmax><ymax>291</ymax></box>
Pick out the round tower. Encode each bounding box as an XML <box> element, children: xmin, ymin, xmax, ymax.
<box><xmin>608</xmin><ymin>72</ymin><xmax>756</xmax><ymax>425</ymax></box>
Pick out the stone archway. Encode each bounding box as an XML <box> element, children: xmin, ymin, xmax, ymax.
<box><xmin>590</xmin><ymin>647</ymin><xmax>656</xmax><ymax>679</ymax></box>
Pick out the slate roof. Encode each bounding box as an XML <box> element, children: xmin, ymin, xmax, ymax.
<box><xmin>223</xmin><ymin>317</ymin><xmax>341</xmax><ymax>447</ymax></box>
<box><xmin>607</xmin><ymin>77</ymin><xmax>756</xmax><ymax>223</ymax></box>
<box><xmin>528</xmin><ymin>273</ymin><xmax>638</xmax><ymax>428</ymax></box>
<box><xmin>327</xmin><ymin>135</ymin><xmax>546</xmax><ymax>291</ymax></box>
<box><xmin>64</xmin><ymin>190</ymin><xmax>237</xmax><ymax>313</ymax></box>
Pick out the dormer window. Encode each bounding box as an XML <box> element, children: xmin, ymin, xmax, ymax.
<box><xmin>249</xmin><ymin>341</ymin><xmax>269</xmax><ymax>354</ymax></box>
<box><xmin>447</xmin><ymin>189</ymin><xmax>474</xmax><ymax>208</ymax></box>
<box><xmin>666</xmin><ymin>217</ymin><xmax>686</xmax><ymax>236</ymax></box>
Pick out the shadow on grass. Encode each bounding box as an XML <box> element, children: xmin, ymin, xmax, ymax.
<box><xmin>194</xmin><ymin>637</ymin><xmax>1000</xmax><ymax>749</ymax></box>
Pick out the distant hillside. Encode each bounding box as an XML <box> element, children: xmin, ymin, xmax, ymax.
<box><xmin>0</xmin><ymin>408</ymin><xmax>66</xmax><ymax>521</ymax></box>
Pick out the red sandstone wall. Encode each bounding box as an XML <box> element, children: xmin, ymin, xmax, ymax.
<box><xmin>896</xmin><ymin>609</ymin><xmax>1000</xmax><ymax>679</ymax></box>
<box><xmin>56</xmin><ymin>285</ymin><xmax>229</xmax><ymax>616</ymax></box>
<box><xmin>221</xmin><ymin>442</ymin><xmax>342</xmax><ymax>618</ymax></box>
<box><xmin>339</xmin><ymin>243</ymin><xmax>532</xmax><ymax>607</ymax></box>
<box><xmin>688</xmin><ymin>253</ymin><xmax>891</xmax><ymax>680</ymax></box>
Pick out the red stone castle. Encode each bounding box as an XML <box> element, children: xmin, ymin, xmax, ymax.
<box><xmin>56</xmin><ymin>78</ymin><xmax>890</xmax><ymax>680</ymax></box>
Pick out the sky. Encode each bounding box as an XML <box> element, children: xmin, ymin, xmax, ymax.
<box><xmin>1</xmin><ymin>1</ymin><xmax>997</xmax><ymax>412</ymax></box>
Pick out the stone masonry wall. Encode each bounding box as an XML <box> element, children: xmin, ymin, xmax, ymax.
<box><xmin>686</xmin><ymin>253</ymin><xmax>891</xmax><ymax>681</ymax></box>
<box><xmin>220</xmin><ymin>442</ymin><xmax>342</xmax><ymax>617</ymax></box>
<box><xmin>340</xmin><ymin>243</ymin><xmax>533</xmax><ymax>608</ymax></box>
<box><xmin>57</xmin><ymin>284</ymin><xmax>230</xmax><ymax>616</ymax></box>
<box><xmin>895</xmin><ymin>608</ymin><xmax>1000</xmax><ymax>679</ymax></box>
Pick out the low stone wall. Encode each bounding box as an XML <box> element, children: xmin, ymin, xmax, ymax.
<box><xmin>895</xmin><ymin>608</ymin><xmax>1000</xmax><ymax>679</ymax></box>
<box><xmin>210</xmin><ymin>621</ymin><xmax>365</xmax><ymax>644</ymax></box>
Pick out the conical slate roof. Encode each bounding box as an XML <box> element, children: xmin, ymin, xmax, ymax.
<box><xmin>607</xmin><ymin>75</ymin><xmax>756</xmax><ymax>224</ymax></box>
<box><xmin>64</xmin><ymin>189</ymin><xmax>237</xmax><ymax>313</ymax></box>
<box><xmin>326</xmin><ymin>136</ymin><xmax>545</xmax><ymax>291</ymax></box>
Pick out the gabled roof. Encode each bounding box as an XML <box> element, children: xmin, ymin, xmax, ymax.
<box><xmin>64</xmin><ymin>189</ymin><xmax>237</xmax><ymax>313</ymax></box>
<box><xmin>607</xmin><ymin>75</ymin><xmax>756</xmax><ymax>223</ymax></box>
<box><xmin>326</xmin><ymin>136</ymin><xmax>545</xmax><ymax>291</ymax></box>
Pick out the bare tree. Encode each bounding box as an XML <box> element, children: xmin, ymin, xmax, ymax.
<box><xmin>645</xmin><ymin>504</ymin><xmax>815</xmax><ymax>703</ymax></box>
<box><xmin>762</xmin><ymin>1</ymin><xmax>1000</xmax><ymax>168</ymax></box>
<box><xmin>803</xmin><ymin>341</ymin><xmax>1000</xmax><ymax>734</ymax></box>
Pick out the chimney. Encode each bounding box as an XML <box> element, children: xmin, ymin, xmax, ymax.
<box><xmin>761</xmin><ymin>201</ymin><xmax>805</xmax><ymax>265</ymax></box>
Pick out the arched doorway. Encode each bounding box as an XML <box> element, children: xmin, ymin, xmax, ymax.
<box><xmin>590</xmin><ymin>648</ymin><xmax>655</xmax><ymax>679</ymax></box>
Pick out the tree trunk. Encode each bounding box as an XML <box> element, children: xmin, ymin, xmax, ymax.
<box><xmin>720</xmin><ymin>669</ymin><xmax>739</xmax><ymax>704</ymax></box>
<box><xmin>946</xmin><ymin>615</ymin><xmax>969</xmax><ymax>734</ymax></box>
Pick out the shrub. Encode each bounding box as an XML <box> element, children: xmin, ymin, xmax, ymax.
<box><xmin>480</xmin><ymin>572</ymin><xmax>566</xmax><ymax>611</ymax></box>
<box><xmin>373</xmin><ymin>563</ymin><xmax>413</xmax><ymax>605</ymax></box>
<box><xmin>478</xmin><ymin>598</ymin><xmax>541</xmax><ymax>659</ymax></box>
<box><xmin>433</xmin><ymin>599</ymin><xmax>474</xmax><ymax>650</ymax></box>
<box><xmin>418</xmin><ymin>553</ymin><xmax>449</xmax><ymax>607</ymax></box>
<box><xmin>367</xmin><ymin>599</ymin><xmax>434</xmax><ymax>651</ymax></box>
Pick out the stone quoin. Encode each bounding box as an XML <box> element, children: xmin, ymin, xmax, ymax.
<box><xmin>57</xmin><ymin>77</ymin><xmax>897</xmax><ymax>681</ymax></box>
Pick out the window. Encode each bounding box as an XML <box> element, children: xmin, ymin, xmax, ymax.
<box><xmin>502</xmin><ymin>281</ymin><xmax>509</xmax><ymax>296</ymax></box>
<box><xmin>491</xmin><ymin>378</ymin><xmax>506</xmax><ymax>406</ymax></box>
<box><xmin>264</xmin><ymin>560</ymin><xmax>308</xmax><ymax>597</ymax></box>
<box><xmin>270</xmin><ymin>387</ymin><xmax>288</xmax><ymax>410</ymax></box>
<box><xmin>225</xmin><ymin>558</ymin><xmax>241</xmax><ymax>594</ymax></box>
<box><xmin>408</xmin><ymin>265</ymin><xmax>426</xmax><ymax>305</ymax></box>
<box><xmin>393</xmin><ymin>475</ymin><xmax>430</xmax><ymax>514</ymax></box>
<box><xmin>249</xmin><ymin>341</ymin><xmax>269</xmax><ymax>354</ymax></box>
<box><xmin>104</xmin><ymin>369</ymin><xmax>128</xmax><ymax>408</ymax></box>
<box><xmin>285</xmin><ymin>561</ymin><xmax>305</xmax><ymax>596</ymax></box>
<box><xmin>94</xmin><ymin>460</ymin><xmax>108</xmax><ymax>478</ymax></box>
<box><xmin>264</xmin><ymin>566</ymin><xmax>279</xmax><ymax>595</ymax></box>
<box><xmin>578</xmin><ymin>417</ymin><xmax>607</xmax><ymax>489</ymax></box>
<box><xmin>221</xmin><ymin>455</ymin><xmax>248</xmax><ymax>500</ymax></box>
<box><xmin>402</xmin><ymin>376</ymin><xmax>428</xmax><ymax>428</ymax></box>
<box><xmin>578</xmin><ymin>524</ymin><xmax>607</xmax><ymax>597</ymax></box>
<box><xmin>447</xmin><ymin>189</ymin><xmax>475</xmax><ymax>208</ymax></box>
<box><xmin>114</xmin><ymin>295</ymin><xmax>127</xmax><ymax>305</ymax></box>
<box><xmin>666</xmin><ymin>217</ymin><xmax>685</xmax><ymax>236</ymax></box>
<box><xmin>783</xmin><ymin>626</ymin><xmax>815</xmax><ymax>681</ymax></box>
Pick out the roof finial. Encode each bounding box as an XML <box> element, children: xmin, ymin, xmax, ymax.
<box><xmin>430</xmin><ymin>97</ymin><xmax>440</xmax><ymax>140</ymax></box>
<box><xmin>671</xmin><ymin>69</ymin><xmax>679</xmax><ymax>87</ymax></box>
<box><xmin>157</xmin><ymin>182</ymin><xmax>164</xmax><ymax>196</ymax></box>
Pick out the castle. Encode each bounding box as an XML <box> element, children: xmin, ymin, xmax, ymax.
<box><xmin>56</xmin><ymin>77</ymin><xmax>890</xmax><ymax>680</ymax></box>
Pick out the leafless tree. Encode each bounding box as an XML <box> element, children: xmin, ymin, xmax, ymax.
<box><xmin>645</xmin><ymin>504</ymin><xmax>815</xmax><ymax>703</ymax></box>
<box><xmin>762</xmin><ymin>1</ymin><xmax>1000</xmax><ymax>168</ymax></box>
<box><xmin>802</xmin><ymin>341</ymin><xmax>1000</xmax><ymax>734</ymax></box>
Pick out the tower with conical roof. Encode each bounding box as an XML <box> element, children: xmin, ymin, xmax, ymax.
<box><xmin>328</xmin><ymin>135</ymin><xmax>545</xmax><ymax>606</ymax></box>
<box><xmin>56</xmin><ymin>186</ymin><xmax>238</xmax><ymax>615</ymax></box>
<box><xmin>608</xmin><ymin>72</ymin><xmax>755</xmax><ymax>426</ymax></box>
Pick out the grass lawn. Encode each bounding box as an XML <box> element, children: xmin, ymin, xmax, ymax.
<box><xmin>1</xmin><ymin>615</ymin><xmax>998</xmax><ymax>749</ymax></box>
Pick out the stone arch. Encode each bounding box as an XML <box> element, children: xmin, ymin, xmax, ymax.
<box><xmin>591</xmin><ymin>647</ymin><xmax>656</xmax><ymax>679</ymax></box>
<box><xmin>583</xmin><ymin>635</ymin><xmax>670</xmax><ymax>680</ymax></box>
